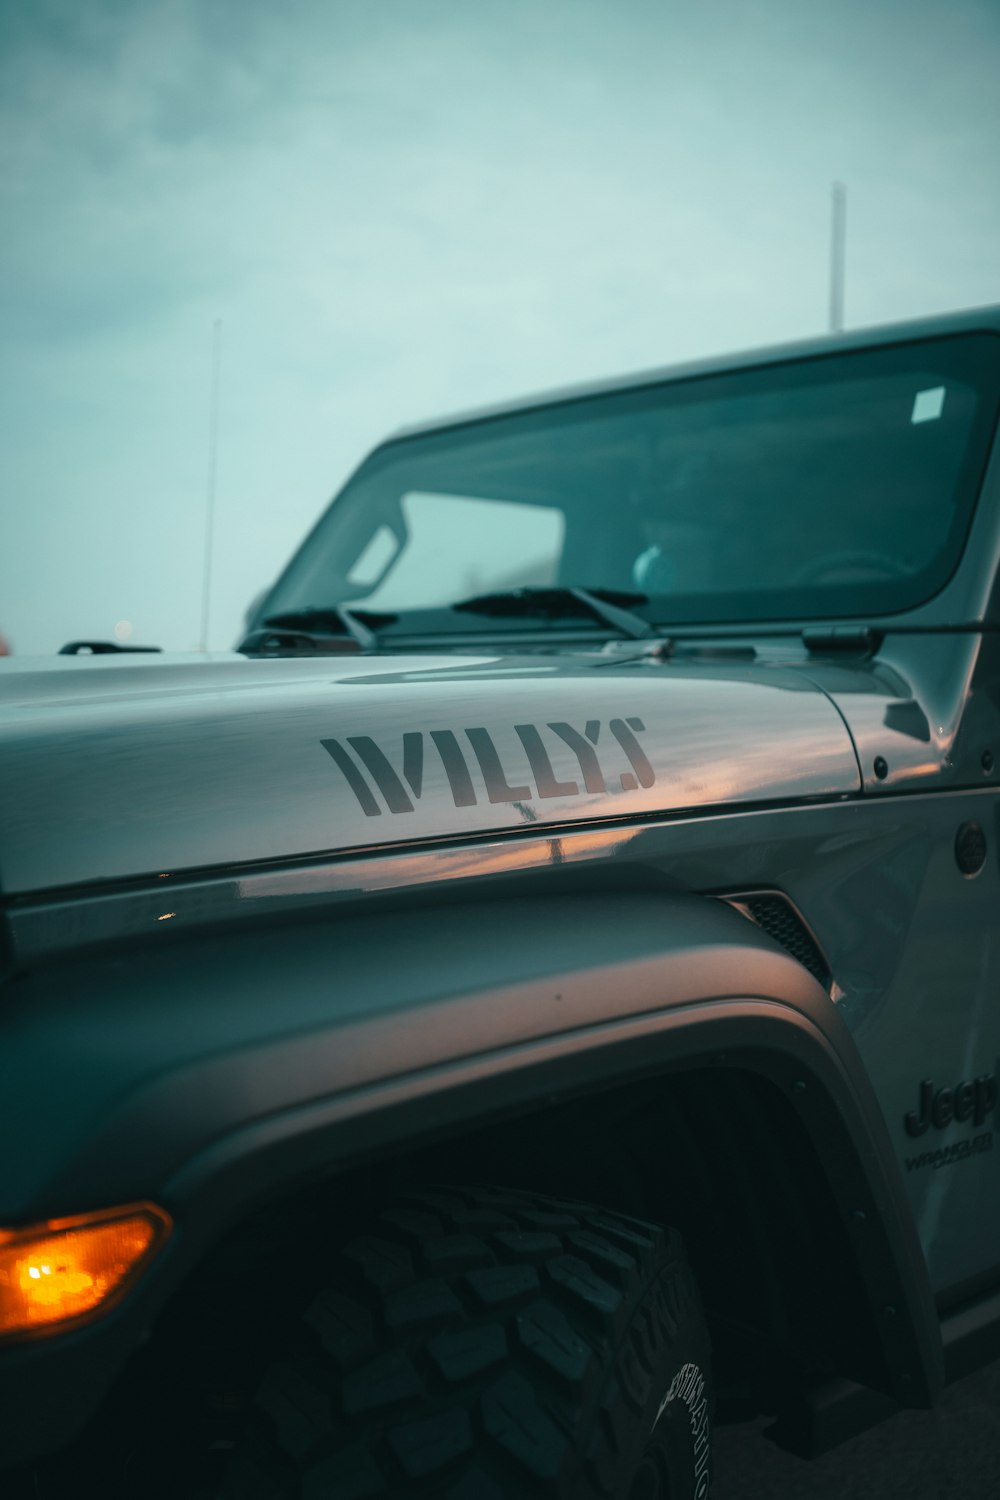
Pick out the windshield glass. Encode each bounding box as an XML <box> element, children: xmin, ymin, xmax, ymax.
<box><xmin>262</xmin><ymin>332</ymin><xmax>1000</xmax><ymax>633</ymax></box>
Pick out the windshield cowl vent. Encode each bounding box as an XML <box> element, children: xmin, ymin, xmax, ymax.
<box><xmin>238</xmin><ymin>627</ymin><xmax>363</xmax><ymax>657</ymax></box>
<box><xmin>802</xmin><ymin>626</ymin><xmax>881</xmax><ymax>657</ymax></box>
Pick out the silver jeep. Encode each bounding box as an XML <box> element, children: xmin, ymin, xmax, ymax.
<box><xmin>3</xmin><ymin>304</ymin><xmax>1000</xmax><ymax>1497</ymax></box>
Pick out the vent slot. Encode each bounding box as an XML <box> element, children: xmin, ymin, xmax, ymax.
<box><xmin>722</xmin><ymin>892</ymin><xmax>832</xmax><ymax>990</ymax></box>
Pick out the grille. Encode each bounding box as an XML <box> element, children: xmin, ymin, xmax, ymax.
<box><xmin>724</xmin><ymin>892</ymin><xmax>832</xmax><ymax>989</ymax></box>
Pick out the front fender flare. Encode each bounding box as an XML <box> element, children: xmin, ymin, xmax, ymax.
<box><xmin>0</xmin><ymin>891</ymin><xmax>942</xmax><ymax>1466</ymax></box>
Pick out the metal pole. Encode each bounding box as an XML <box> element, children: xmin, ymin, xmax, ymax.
<box><xmin>199</xmin><ymin>319</ymin><xmax>223</xmax><ymax>652</ymax></box>
<box><xmin>829</xmin><ymin>181</ymin><xmax>847</xmax><ymax>335</ymax></box>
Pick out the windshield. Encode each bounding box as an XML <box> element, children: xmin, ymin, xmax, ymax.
<box><xmin>261</xmin><ymin>332</ymin><xmax>1000</xmax><ymax>635</ymax></box>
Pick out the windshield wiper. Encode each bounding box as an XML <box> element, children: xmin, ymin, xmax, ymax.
<box><xmin>452</xmin><ymin>587</ymin><xmax>656</xmax><ymax>640</ymax></box>
<box><xmin>240</xmin><ymin>606</ymin><xmax>382</xmax><ymax>656</ymax></box>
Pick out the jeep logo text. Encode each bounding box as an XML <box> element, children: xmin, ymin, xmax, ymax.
<box><xmin>904</xmin><ymin>1074</ymin><xmax>998</xmax><ymax>1138</ymax></box>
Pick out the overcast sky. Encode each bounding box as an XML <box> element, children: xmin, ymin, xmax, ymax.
<box><xmin>2</xmin><ymin>0</ymin><xmax>999</xmax><ymax>654</ymax></box>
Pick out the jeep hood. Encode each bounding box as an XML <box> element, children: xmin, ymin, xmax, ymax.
<box><xmin>0</xmin><ymin>650</ymin><xmax>860</xmax><ymax>895</ymax></box>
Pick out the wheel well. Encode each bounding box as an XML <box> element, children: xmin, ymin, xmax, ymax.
<box><xmin>104</xmin><ymin>1064</ymin><xmax>885</xmax><ymax>1441</ymax></box>
<box><xmin>401</xmin><ymin>1066</ymin><xmax>885</xmax><ymax>1406</ymax></box>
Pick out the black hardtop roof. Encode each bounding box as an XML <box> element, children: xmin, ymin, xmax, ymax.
<box><xmin>387</xmin><ymin>302</ymin><xmax>1000</xmax><ymax>445</ymax></box>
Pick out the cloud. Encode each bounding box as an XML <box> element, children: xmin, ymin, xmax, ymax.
<box><xmin>0</xmin><ymin>0</ymin><xmax>998</xmax><ymax>651</ymax></box>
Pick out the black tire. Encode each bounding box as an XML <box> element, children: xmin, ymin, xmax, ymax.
<box><xmin>222</xmin><ymin>1186</ymin><xmax>712</xmax><ymax>1499</ymax></box>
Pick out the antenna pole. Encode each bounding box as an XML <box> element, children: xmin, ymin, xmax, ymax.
<box><xmin>199</xmin><ymin>318</ymin><xmax>223</xmax><ymax>652</ymax></box>
<box><xmin>829</xmin><ymin>181</ymin><xmax>847</xmax><ymax>335</ymax></box>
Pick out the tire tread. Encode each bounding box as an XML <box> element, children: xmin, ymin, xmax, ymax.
<box><xmin>223</xmin><ymin>1186</ymin><xmax>709</xmax><ymax>1499</ymax></box>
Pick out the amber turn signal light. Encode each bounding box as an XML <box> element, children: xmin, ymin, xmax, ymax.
<box><xmin>0</xmin><ymin>1202</ymin><xmax>171</xmax><ymax>1342</ymax></box>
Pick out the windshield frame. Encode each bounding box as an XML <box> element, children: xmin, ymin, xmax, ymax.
<box><xmin>256</xmin><ymin>330</ymin><xmax>1000</xmax><ymax>641</ymax></box>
